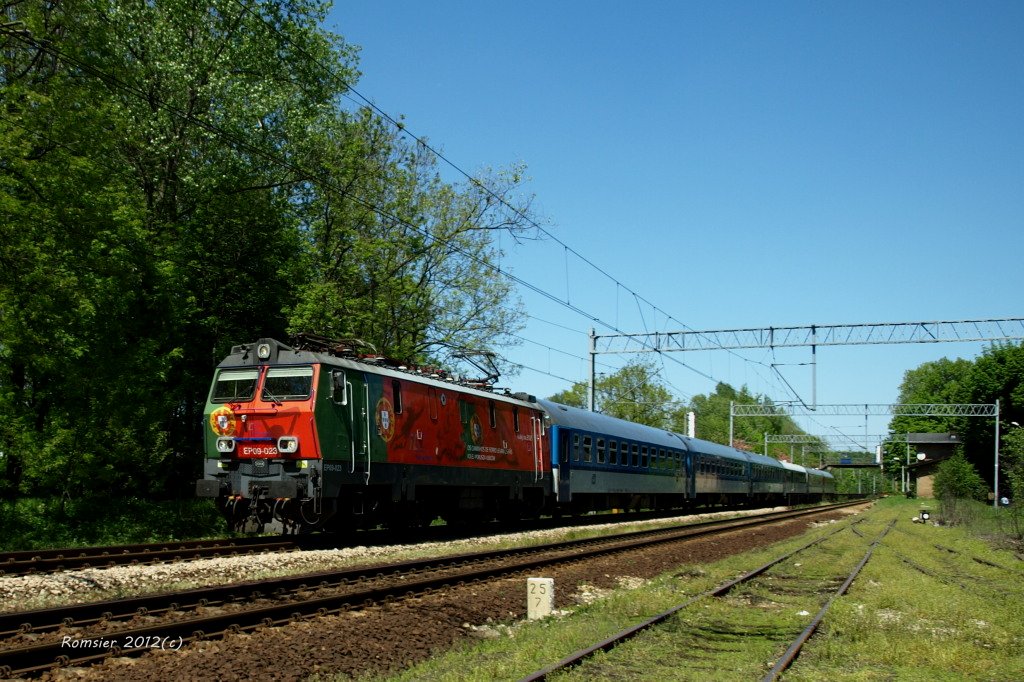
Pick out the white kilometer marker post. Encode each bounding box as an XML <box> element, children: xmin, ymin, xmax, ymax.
<box><xmin>527</xmin><ymin>577</ymin><xmax>555</xmax><ymax>620</ymax></box>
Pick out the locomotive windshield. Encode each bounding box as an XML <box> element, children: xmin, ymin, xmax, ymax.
<box><xmin>262</xmin><ymin>366</ymin><xmax>314</xmax><ymax>401</ymax></box>
<box><xmin>211</xmin><ymin>369</ymin><xmax>259</xmax><ymax>402</ymax></box>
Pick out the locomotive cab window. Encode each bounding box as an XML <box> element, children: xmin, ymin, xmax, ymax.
<box><xmin>513</xmin><ymin>407</ymin><xmax>520</xmax><ymax>432</ymax></box>
<box><xmin>262</xmin><ymin>366</ymin><xmax>314</xmax><ymax>401</ymax></box>
<box><xmin>488</xmin><ymin>400</ymin><xmax>497</xmax><ymax>428</ymax></box>
<box><xmin>330</xmin><ymin>370</ymin><xmax>347</xmax><ymax>405</ymax></box>
<box><xmin>212</xmin><ymin>369</ymin><xmax>259</xmax><ymax>402</ymax></box>
<box><xmin>392</xmin><ymin>380</ymin><xmax>403</xmax><ymax>414</ymax></box>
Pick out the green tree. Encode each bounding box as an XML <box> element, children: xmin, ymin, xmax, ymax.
<box><xmin>547</xmin><ymin>381</ymin><xmax>587</xmax><ymax>410</ymax></box>
<box><xmin>0</xmin><ymin>0</ymin><xmax>355</xmax><ymax>502</ymax></box>
<box><xmin>285</xmin><ymin>114</ymin><xmax>532</xmax><ymax>367</ymax></box>
<box><xmin>548</xmin><ymin>360</ymin><xmax>677</xmax><ymax>428</ymax></box>
<box><xmin>888</xmin><ymin>358</ymin><xmax>973</xmax><ymax>436</ymax></box>
<box><xmin>681</xmin><ymin>383</ymin><xmax>816</xmax><ymax>456</ymax></box>
<box><xmin>963</xmin><ymin>343</ymin><xmax>1024</xmax><ymax>491</ymax></box>
<box><xmin>886</xmin><ymin>343</ymin><xmax>1024</xmax><ymax>493</ymax></box>
<box><xmin>884</xmin><ymin>357</ymin><xmax>974</xmax><ymax>483</ymax></box>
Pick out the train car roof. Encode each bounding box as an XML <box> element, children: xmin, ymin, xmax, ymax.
<box><xmin>537</xmin><ymin>399</ymin><xmax>687</xmax><ymax>449</ymax></box>
<box><xmin>216</xmin><ymin>338</ymin><xmax>541</xmax><ymax>409</ymax></box>
<box><xmin>744</xmin><ymin>450</ymin><xmax>788</xmax><ymax>469</ymax></box>
<box><xmin>780</xmin><ymin>461</ymin><xmax>833</xmax><ymax>477</ymax></box>
<box><xmin>677</xmin><ymin>436</ymin><xmax>778</xmax><ymax>466</ymax></box>
<box><xmin>679</xmin><ymin>436</ymin><xmax>744</xmax><ymax>459</ymax></box>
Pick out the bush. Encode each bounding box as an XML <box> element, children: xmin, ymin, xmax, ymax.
<box><xmin>0</xmin><ymin>496</ymin><xmax>226</xmax><ymax>551</ymax></box>
<box><xmin>1001</xmin><ymin>429</ymin><xmax>1024</xmax><ymax>543</ymax></box>
<box><xmin>933</xmin><ymin>451</ymin><xmax>988</xmax><ymax>525</ymax></box>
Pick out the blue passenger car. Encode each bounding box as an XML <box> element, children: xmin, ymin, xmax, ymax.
<box><xmin>537</xmin><ymin>399</ymin><xmax>836</xmax><ymax>514</ymax></box>
<box><xmin>538</xmin><ymin>400</ymin><xmax>689</xmax><ymax>512</ymax></box>
<box><xmin>681</xmin><ymin>437</ymin><xmax>755</xmax><ymax>505</ymax></box>
<box><xmin>808</xmin><ymin>467</ymin><xmax>835</xmax><ymax>498</ymax></box>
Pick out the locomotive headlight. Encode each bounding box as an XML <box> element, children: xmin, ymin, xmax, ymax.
<box><xmin>277</xmin><ymin>436</ymin><xmax>299</xmax><ymax>453</ymax></box>
<box><xmin>216</xmin><ymin>437</ymin><xmax>236</xmax><ymax>453</ymax></box>
<box><xmin>257</xmin><ymin>343</ymin><xmax>271</xmax><ymax>360</ymax></box>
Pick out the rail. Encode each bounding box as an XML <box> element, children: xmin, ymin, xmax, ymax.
<box><xmin>518</xmin><ymin>510</ymin><xmax>886</xmax><ymax>681</ymax></box>
<box><xmin>0</xmin><ymin>502</ymin><xmax>864</xmax><ymax>676</ymax></box>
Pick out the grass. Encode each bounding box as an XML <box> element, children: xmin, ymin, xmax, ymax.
<box><xmin>360</xmin><ymin>498</ymin><xmax>1024</xmax><ymax>681</ymax></box>
<box><xmin>784</xmin><ymin>500</ymin><xmax>1024</xmax><ymax>682</ymax></box>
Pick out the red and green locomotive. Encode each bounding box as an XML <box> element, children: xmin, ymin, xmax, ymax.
<box><xmin>196</xmin><ymin>337</ymin><xmax>549</xmax><ymax>532</ymax></box>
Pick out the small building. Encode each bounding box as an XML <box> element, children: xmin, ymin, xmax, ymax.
<box><xmin>905</xmin><ymin>433</ymin><xmax>960</xmax><ymax>498</ymax></box>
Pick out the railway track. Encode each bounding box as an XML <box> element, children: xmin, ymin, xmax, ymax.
<box><xmin>0</xmin><ymin>504</ymin><xmax>794</xmax><ymax>578</ymax></box>
<box><xmin>0</xmin><ymin>536</ymin><xmax>305</xmax><ymax>577</ymax></box>
<box><xmin>0</xmin><ymin>501</ymin><xmax>863</xmax><ymax>677</ymax></box>
<box><xmin>519</xmin><ymin>511</ymin><xmax>892</xmax><ymax>680</ymax></box>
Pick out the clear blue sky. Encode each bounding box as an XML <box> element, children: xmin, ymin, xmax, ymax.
<box><xmin>327</xmin><ymin>1</ymin><xmax>1024</xmax><ymax>447</ymax></box>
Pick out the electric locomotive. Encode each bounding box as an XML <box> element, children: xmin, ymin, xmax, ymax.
<box><xmin>196</xmin><ymin>336</ymin><xmax>548</xmax><ymax>532</ymax></box>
